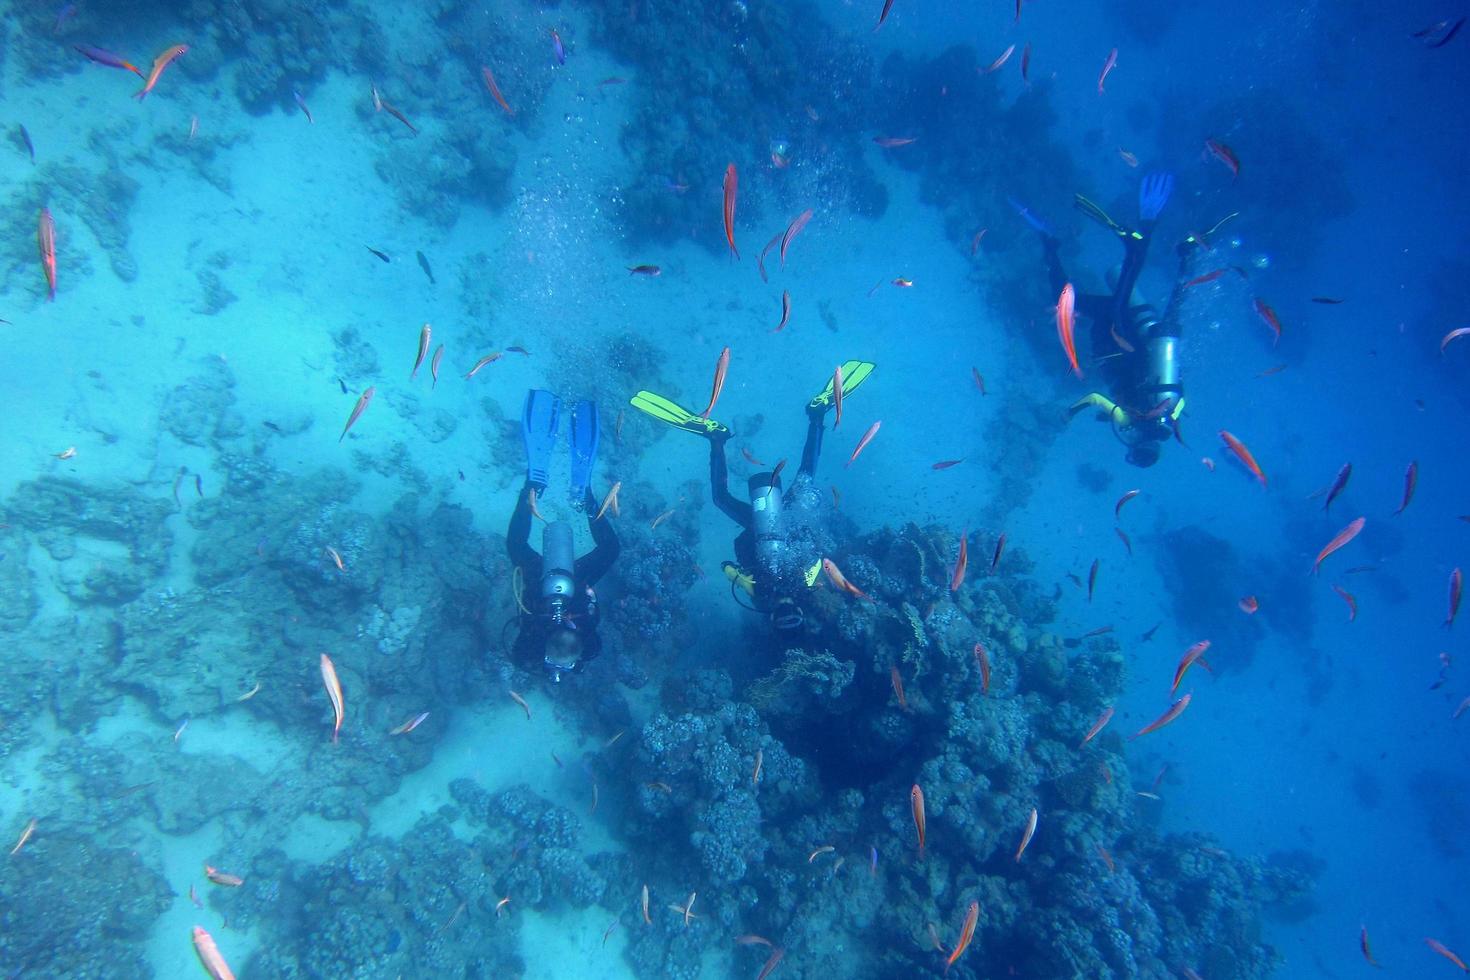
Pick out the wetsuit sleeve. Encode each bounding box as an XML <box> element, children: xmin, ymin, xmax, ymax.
<box><xmin>507</xmin><ymin>483</ymin><xmax>541</xmax><ymax>575</ymax></box>
<box><xmin>574</xmin><ymin>489</ymin><xmax>621</xmax><ymax>586</ymax></box>
<box><xmin>797</xmin><ymin>414</ymin><xmax>824</xmax><ymax>478</ymax></box>
<box><xmin>709</xmin><ymin>437</ymin><xmax>753</xmax><ymax>529</ymax></box>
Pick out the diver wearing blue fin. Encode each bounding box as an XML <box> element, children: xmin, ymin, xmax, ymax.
<box><xmin>507</xmin><ymin>389</ymin><xmax>620</xmax><ymax>681</ymax></box>
<box><xmin>629</xmin><ymin>361</ymin><xmax>875</xmax><ymax>634</ymax></box>
<box><xmin>1032</xmin><ymin>173</ymin><xmax>1191</xmax><ymax>467</ymax></box>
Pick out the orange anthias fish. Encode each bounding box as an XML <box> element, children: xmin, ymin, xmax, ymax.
<box><xmin>509</xmin><ymin>690</ymin><xmax>532</xmax><ymax>721</ymax></box>
<box><xmin>1446</xmin><ymin>567</ymin><xmax>1463</xmax><ymax>628</ymax></box>
<box><xmin>1239</xmin><ymin>595</ymin><xmax>1259</xmax><ymax>614</ymax></box>
<box><xmin>1097</xmin><ymin>47</ymin><xmax>1118</xmax><ymax>94</ymax></box>
<box><xmin>774</xmin><ymin>290</ymin><xmax>791</xmax><ymax>332</ymax></box>
<box><xmin>832</xmin><ymin>363</ymin><xmax>845</xmax><ymax>429</ymax></box>
<box><xmin>973</xmin><ymin>643</ymin><xmax>991</xmax><ymax>694</ymax></box>
<box><xmin>481</xmin><ymin>66</ymin><xmax>514</xmax><ymax>115</ymax></box>
<box><xmin>204</xmin><ymin>864</ymin><xmax>244</xmax><ymax>887</ymax></box>
<box><xmin>1114</xmin><ymin>489</ymin><xmax>1140</xmax><ymax>519</ymax></box>
<box><xmin>910</xmin><ymin>784</ymin><xmax>926</xmax><ymax>857</ymax></box>
<box><xmin>1204</xmin><ymin>138</ymin><xmax>1240</xmax><ymax>180</ymax></box>
<box><xmin>1056</xmin><ymin>283</ymin><xmax>1081</xmax><ymax>378</ymax></box>
<box><xmin>945</xmin><ymin>901</ymin><xmax>979</xmax><ymax>975</ymax></box>
<box><xmin>779</xmin><ymin>208</ymin><xmax>813</xmax><ymax>267</ymax></box>
<box><xmin>1313</xmin><ymin>517</ymin><xmax>1366</xmax><ymax>575</ymax></box>
<box><xmin>192</xmin><ymin>926</ymin><xmax>236</xmax><ymax>980</ymax></box>
<box><xmin>1078</xmin><ymin>706</ymin><xmax>1114</xmax><ymax>748</ymax></box>
<box><xmin>1253</xmin><ymin>298</ymin><xmax>1283</xmax><ymax>347</ymax></box>
<box><xmin>1333</xmin><ymin>584</ymin><xmax>1358</xmax><ymax>621</ymax></box>
<box><xmin>1358</xmin><ymin>925</ymin><xmax>1380</xmax><ymax>968</ymax></box>
<box><xmin>390</xmin><ymin>711</ymin><xmax>429</xmax><ymax>735</ymax></box>
<box><xmin>465</xmin><ymin>352</ymin><xmax>503</xmax><ymax>378</ymax></box>
<box><xmin>822</xmin><ymin>558</ymin><xmax>871</xmax><ymax>601</ymax></box>
<box><xmin>1171</xmin><ymin>641</ymin><xmax>1211</xmax><ymax>694</ymax></box>
<box><xmin>1129</xmin><ymin>693</ymin><xmax>1192</xmax><ymax>740</ymax></box>
<box><xmin>595</xmin><ymin>481</ymin><xmax>622</xmax><ymax>521</ymax></box>
<box><xmin>1425</xmin><ymin>938</ymin><xmax>1469</xmax><ymax>972</ymax></box>
<box><xmin>950</xmin><ymin>531</ymin><xmax>968</xmax><ymax>592</ymax></box>
<box><xmin>37</xmin><ymin>208</ymin><xmax>58</xmax><ymax>301</ymax></box>
<box><xmin>982</xmin><ymin>43</ymin><xmax>1015</xmax><ymax>73</ymax></box>
<box><xmin>430</xmin><ymin>345</ymin><xmax>445</xmax><ymax>388</ymax></box>
<box><xmin>990</xmin><ymin>533</ymin><xmax>1006</xmax><ymax>572</ymax></box>
<box><xmin>134</xmin><ymin>44</ymin><xmax>188</xmax><ymax>100</ymax></box>
<box><xmin>339</xmin><ymin>386</ymin><xmax>375</xmax><ymax>442</ymax></box>
<box><xmin>1218</xmin><ymin>430</ymin><xmax>1267</xmax><ymax>487</ymax></box>
<box><xmin>722</xmin><ymin>163</ymin><xmax>739</xmax><ymax>259</ymax></box>
<box><xmin>1015</xmin><ymin>807</ymin><xmax>1038</xmax><ymax>861</ymax></box>
<box><xmin>890</xmin><ymin>665</ymin><xmax>909</xmax><ymax>712</ymax></box>
<box><xmin>411</xmin><ymin>323</ymin><xmax>431</xmax><ymax>379</ymax></box>
<box><xmin>846</xmin><ymin>420</ymin><xmax>881</xmax><ymax>468</ymax></box>
<box><xmin>1441</xmin><ymin>326</ymin><xmax>1470</xmax><ymax>354</ymax></box>
<box><xmin>319</xmin><ymin>653</ymin><xmax>344</xmax><ymax>743</ymax></box>
<box><xmin>932</xmin><ymin>459</ymin><xmax>964</xmax><ymax>470</ymax></box>
<box><xmin>10</xmin><ymin>818</ymin><xmax>37</xmax><ymax>855</ymax></box>
<box><xmin>874</xmin><ymin>136</ymin><xmax>917</xmax><ymax>148</ymax></box>
<box><xmin>1395</xmin><ymin>460</ymin><xmax>1418</xmax><ymax>515</ymax></box>
<box><xmin>701</xmin><ymin>347</ymin><xmax>730</xmax><ymax>419</ymax></box>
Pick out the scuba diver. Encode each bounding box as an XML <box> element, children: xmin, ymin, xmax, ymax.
<box><xmin>1030</xmin><ymin>172</ymin><xmax>1192</xmax><ymax>467</ymax></box>
<box><xmin>506</xmin><ymin>389</ymin><xmax>620</xmax><ymax>682</ymax></box>
<box><xmin>629</xmin><ymin>360</ymin><xmax>875</xmax><ymax>635</ymax></box>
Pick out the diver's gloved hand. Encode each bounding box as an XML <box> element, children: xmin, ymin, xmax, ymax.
<box><xmin>1138</xmin><ymin>172</ymin><xmax>1175</xmax><ymax>223</ymax></box>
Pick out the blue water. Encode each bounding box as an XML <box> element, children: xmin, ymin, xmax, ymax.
<box><xmin>2</xmin><ymin>1</ymin><xmax>1467</xmax><ymax>977</ymax></box>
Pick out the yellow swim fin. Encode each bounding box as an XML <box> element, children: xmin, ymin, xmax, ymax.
<box><xmin>809</xmin><ymin>360</ymin><xmax>876</xmax><ymax>412</ymax></box>
<box><xmin>629</xmin><ymin>390</ymin><xmax>729</xmax><ymax>436</ymax></box>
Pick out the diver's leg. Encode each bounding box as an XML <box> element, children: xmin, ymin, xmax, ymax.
<box><xmin>798</xmin><ymin>409</ymin><xmax>824</xmax><ymax>478</ymax></box>
<box><xmin>709</xmin><ymin>432</ymin><xmax>753</xmax><ymax>527</ymax></box>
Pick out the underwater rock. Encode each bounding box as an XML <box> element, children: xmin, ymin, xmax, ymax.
<box><xmin>0</xmin><ymin>832</ymin><xmax>170</xmax><ymax>978</ymax></box>
<box><xmin>160</xmin><ymin>356</ymin><xmax>243</xmax><ymax>448</ymax></box>
<box><xmin>0</xmin><ymin>524</ymin><xmax>39</xmax><ymax>630</ymax></box>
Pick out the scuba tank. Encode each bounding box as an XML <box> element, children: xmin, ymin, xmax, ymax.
<box><xmin>748</xmin><ymin>473</ymin><xmax>785</xmax><ymax>579</ymax></box>
<box><xmin>540</xmin><ymin>520</ymin><xmax>575</xmax><ymax>623</ymax></box>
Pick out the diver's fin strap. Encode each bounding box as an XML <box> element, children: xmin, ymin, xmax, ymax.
<box><xmin>808</xmin><ymin>360</ymin><xmax>876</xmax><ymax>410</ymax></box>
<box><xmin>1069</xmin><ymin>393</ymin><xmax>1127</xmax><ymax>426</ymax></box>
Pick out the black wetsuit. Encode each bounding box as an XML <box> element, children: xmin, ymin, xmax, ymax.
<box><xmin>708</xmin><ymin>413</ymin><xmax>824</xmax><ymax>612</ymax></box>
<box><xmin>506</xmin><ymin>484</ymin><xmax>620</xmax><ymax>670</ymax></box>
<box><xmin>1045</xmin><ymin>223</ymin><xmax>1191</xmax><ymax>420</ymax></box>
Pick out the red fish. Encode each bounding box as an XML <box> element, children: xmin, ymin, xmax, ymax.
<box><xmin>701</xmin><ymin>346</ymin><xmax>730</xmax><ymax>419</ymax></box>
<box><xmin>134</xmin><ymin>44</ymin><xmax>188</xmax><ymax>100</ymax></box>
<box><xmin>1204</xmin><ymin>138</ymin><xmax>1240</xmax><ymax>180</ymax></box>
<box><xmin>970</xmin><ymin>228</ymin><xmax>987</xmax><ymax>255</ymax></box>
<box><xmin>991</xmin><ymin>533</ymin><xmax>1006</xmax><ymax>572</ymax></box>
<box><xmin>1021</xmin><ymin>42</ymin><xmax>1032</xmax><ymax>82</ymax></box>
<box><xmin>481</xmin><ymin>66</ymin><xmax>514</xmax><ymax>115</ymax></box>
<box><xmin>833</xmin><ymin>364</ymin><xmax>845</xmax><ymax>430</ymax></box>
<box><xmin>430</xmin><ymin>345</ymin><xmax>444</xmax><ymax>388</ymax></box>
<box><xmin>1425</xmin><ymin>938</ymin><xmax>1468</xmax><ymax>972</ymax></box>
<box><xmin>1333</xmin><ymin>584</ymin><xmax>1358</xmax><ymax>622</ymax></box>
<box><xmin>1171</xmin><ymin>640</ymin><xmax>1210</xmax><ymax>693</ymax></box>
<box><xmin>950</xmin><ymin>531</ymin><xmax>967</xmax><ymax>592</ymax></box>
<box><xmin>192</xmin><ymin>926</ymin><xmax>236</xmax><ymax>980</ymax></box>
<box><xmin>1359</xmin><ymin>925</ymin><xmax>1380</xmax><ymax>968</ymax></box>
<box><xmin>1056</xmin><ymin>283</ymin><xmax>1081</xmax><ymax>377</ymax></box>
<box><xmin>971</xmin><ymin>367</ymin><xmax>987</xmax><ymax>395</ymax></box>
<box><xmin>945</xmin><ymin>901</ymin><xmax>979</xmax><ymax>975</ymax></box>
<box><xmin>1313</xmin><ymin>517</ymin><xmax>1365</xmax><ymax>575</ymax></box>
<box><xmin>1219</xmin><ymin>430</ymin><xmax>1267</xmax><ymax>487</ymax></box>
<box><xmin>845</xmin><ymin>421</ymin><xmax>881</xmax><ymax>468</ymax></box>
<box><xmin>932</xmin><ymin>459</ymin><xmax>964</xmax><ymax>470</ymax></box>
<box><xmin>874</xmin><ymin>0</ymin><xmax>896</xmax><ymax>31</ymax></box>
<box><xmin>983</xmin><ymin>44</ymin><xmax>1015</xmax><ymax>73</ymax></box>
<box><xmin>890</xmin><ymin>665</ymin><xmax>908</xmax><ymax>711</ymax></box>
<box><xmin>1442</xmin><ymin>326</ymin><xmax>1470</xmax><ymax>354</ymax></box>
<box><xmin>1447</xmin><ymin>567</ymin><xmax>1463</xmax><ymax>628</ymax></box>
<box><xmin>757</xmin><ymin>232</ymin><xmax>781</xmax><ymax>283</ymax></box>
<box><xmin>1114</xmin><ymin>489</ymin><xmax>1140</xmax><ymax>519</ymax></box>
<box><xmin>1115</xmin><ymin>527</ymin><xmax>1132</xmax><ymax>556</ymax></box>
<box><xmin>873</xmin><ymin>136</ymin><xmax>916</xmax><ymax>148</ymax></box>
<box><xmin>822</xmin><ymin>558</ymin><xmax>871</xmax><ymax>601</ymax></box>
<box><xmin>774</xmin><ymin>291</ymin><xmax>791</xmax><ymax>333</ymax></box>
<box><xmin>779</xmin><ymin>208</ymin><xmax>813</xmax><ymax>267</ymax></box>
<box><xmin>910</xmin><ymin>784</ymin><xmax>926</xmax><ymax>856</ymax></box>
<box><xmin>1097</xmin><ymin>47</ymin><xmax>1118</xmax><ymax>94</ymax></box>
<box><xmin>722</xmin><ymin>164</ymin><xmax>739</xmax><ymax>259</ymax></box>
<box><xmin>1321</xmin><ymin>462</ymin><xmax>1351</xmax><ymax>512</ymax></box>
<box><xmin>1238</xmin><ymin>595</ymin><xmax>1259</xmax><ymax>614</ymax></box>
<box><xmin>1394</xmin><ymin>461</ymin><xmax>1418</xmax><ymax>514</ymax></box>
<box><xmin>1129</xmin><ymin>693</ymin><xmax>1192</xmax><ymax>740</ymax></box>
<box><xmin>74</xmin><ymin>45</ymin><xmax>146</xmax><ymax>77</ymax></box>
<box><xmin>411</xmin><ymin>323</ymin><xmax>431</xmax><ymax>379</ymax></box>
<box><xmin>319</xmin><ymin>653</ymin><xmax>344</xmax><ymax>743</ymax></box>
<box><xmin>339</xmin><ymin>387</ymin><xmax>375</xmax><ymax>442</ymax></box>
<box><xmin>973</xmin><ymin>643</ymin><xmax>991</xmax><ymax>693</ymax></box>
<box><xmin>37</xmin><ymin>208</ymin><xmax>57</xmax><ymax>301</ymax></box>
<box><xmin>1253</xmin><ymin>298</ymin><xmax>1282</xmax><ymax>347</ymax></box>
<box><xmin>1015</xmin><ymin>808</ymin><xmax>1038</xmax><ymax>861</ymax></box>
<box><xmin>1119</xmin><ymin>148</ymin><xmax>1139</xmax><ymax>167</ymax></box>
<box><xmin>1087</xmin><ymin>558</ymin><xmax>1099</xmax><ymax>602</ymax></box>
<box><xmin>756</xmin><ymin>947</ymin><xmax>786</xmax><ymax>980</ymax></box>
<box><xmin>1183</xmin><ymin>269</ymin><xmax>1227</xmax><ymax>289</ymax></box>
<box><xmin>742</xmin><ymin>446</ymin><xmax>767</xmax><ymax>467</ymax></box>
<box><xmin>1078</xmin><ymin>706</ymin><xmax>1114</xmax><ymax>748</ymax></box>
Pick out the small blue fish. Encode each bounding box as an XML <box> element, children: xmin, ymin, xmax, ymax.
<box><xmin>1008</xmin><ymin>196</ymin><xmax>1053</xmax><ymax>236</ymax></box>
<box><xmin>550</xmin><ymin>29</ymin><xmax>566</xmax><ymax>66</ymax></box>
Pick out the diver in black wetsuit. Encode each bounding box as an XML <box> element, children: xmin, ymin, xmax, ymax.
<box><xmin>628</xmin><ymin>360</ymin><xmax>875</xmax><ymax>633</ymax></box>
<box><xmin>1030</xmin><ymin>172</ymin><xmax>1192</xmax><ymax>467</ymax></box>
<box><xmin>507</xmin><ymin>390</ymin><xmax>620</xmax><ymax>681</ymax></box>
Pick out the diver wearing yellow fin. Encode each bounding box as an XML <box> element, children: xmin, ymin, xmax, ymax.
<box><xmin>630</xmin><ymin>360</ymin><xmax>875</xmax><ymax>632</ymax></box>
<box><xmin>1030</xmin><ymin>172</ymin><xmax>1204</xmax><ymax>467</ymax></box>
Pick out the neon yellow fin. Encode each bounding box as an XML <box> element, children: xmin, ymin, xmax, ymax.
<box><xmin>629</xmin><ymin>390</ymin><xmax>728</xmax><ymax>436</ymax></box>
<box><xmin>809</xmin><ymin>360</ymin><xmax>876</xmax><ymax>411</ymax></box>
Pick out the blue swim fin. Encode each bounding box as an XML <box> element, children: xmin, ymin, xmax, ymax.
<box><xmin>1138</xmin><ymin>172</ymin><xmax>1174</xmax><ymax>223</ymax></box>
<box><xmin>522</xmin><ymin>389</ymin><xmax>562</xmax><ymax>490</ymax></box>
<box><xmin>569</xmin><ymin>399</ymin><xmax>600</xmax><ymax>502</ymax></box>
